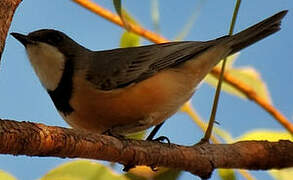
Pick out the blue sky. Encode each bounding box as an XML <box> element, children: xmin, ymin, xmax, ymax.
<box><xmin>0</xmin><ymin>0</ymin><xmax>292</xmax><ymax>180</ymax></box>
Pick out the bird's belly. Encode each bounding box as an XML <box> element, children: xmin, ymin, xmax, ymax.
<box><xmin>65</xmin><ymin>69</ymin><xmax>196</xmax><ymax>134</ymax></box>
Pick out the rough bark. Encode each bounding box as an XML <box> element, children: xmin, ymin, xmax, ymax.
<box><xmin>0</xmin><ymin>0</ymin><xmax>22</xmax><ymax>62</ymax></box>
<box><xmin>0</xmin><ymin>119</ymin><xmax>292</xmax><ymax>178</ymax></box>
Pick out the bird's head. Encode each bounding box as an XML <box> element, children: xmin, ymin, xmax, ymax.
<box><xmin>11</xmin><ymin>29</ymin><xmax>80</xmax><ymax>91</ymax></box>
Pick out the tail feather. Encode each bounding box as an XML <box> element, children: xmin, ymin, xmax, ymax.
<box><xmin>228</xmin><ymin>10</ymin><xmax>288</xmax><ymax>55</ymax></box>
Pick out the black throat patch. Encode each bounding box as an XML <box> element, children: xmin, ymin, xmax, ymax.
<box><xmin>48</xmin><ymin>58</ymin><xmax>74</xmax><ymax>115</ymax></box>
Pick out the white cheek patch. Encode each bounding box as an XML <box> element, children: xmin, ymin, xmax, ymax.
<box><xmin>26</xmin><ymin>42</ymin><xmax>65</xmax><ymax>91</ymax></box>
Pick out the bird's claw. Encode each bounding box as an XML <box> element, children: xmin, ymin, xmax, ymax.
<box><xmin>152</xmin><ymin>136</ymin><xmax>171</xmax><ymax>145</ymax></box>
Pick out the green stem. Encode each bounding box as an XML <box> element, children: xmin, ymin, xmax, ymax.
<box><xmin>202</xmin><ymin>0</ymin><xmax>242</xmax><ymax>142</ymax></box>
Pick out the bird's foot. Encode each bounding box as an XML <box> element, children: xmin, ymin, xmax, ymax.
<box><xmin>151</xmin><ymin>136</ymin><xmax>171</xmax><ymax>145</ymax></box>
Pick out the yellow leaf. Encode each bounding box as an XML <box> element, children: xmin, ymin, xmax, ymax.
<box><xmin>127</xmin><ymin>166</ymin><xmax>155</xmax><ymax>179</ymax></box>
<box><xmin>270</xmin><ymin>168</ymin><xmax>293</xmax><ymax>180</ymax></box>
<box><xmin>0</xmin><ymin>170</ymin><xmax>16</xmax><ymax>180</ymax></box>
<box><xmin>218</xmin><ymin>169</ymin><xmax>236</xmax><ymax>180</ymax></box>
<box><xmin>119</xmin><ymin>9</ymin><xmax>141</xmax><ymax>48</ymax></box>
<box><xmin>229</xmin><ymin>67</ymin><xmax>272</xmax><ymax>104</ymax></box>
<box><xmin>236</xmin><ymin>130</ymin><xmax>293</xmax><ymax>141</ymax></box>
<box><xmin>120</xmin><ymin>31</ymin><xmax>140</xmax><ymax>48</ymax></box>
<box><xmin>41</xmin><ymin>160</ymin><xmax>129</xmax><ymax>180</ymax></box>
<box><xmin>205</xmin><ymin>53</ymin><xmax>272</xmax><ymax>104</ymax></box>
<box><xmin>126</xmin><ymin>130</ymin><xmax>146</xmax><ymax>140</ymax></box>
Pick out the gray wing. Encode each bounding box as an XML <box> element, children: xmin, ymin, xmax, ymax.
<box><xmin>85</xmin><ymin>10</ymin><xmax>287</xmax><ymax>90</ymax></box>
<box><xmin>86</xmin><ymin>41</ymin><xmax>217</xmax><ymax>90</ymax></box>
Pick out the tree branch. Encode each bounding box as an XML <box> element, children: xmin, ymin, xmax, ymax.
<box><xmin>0</xmin><ymin>119</ymin><xmax>292</xmax><ymax>179</ymax></box>
<box><xmin>0</xmin><ymin>0</ymin><xmax>21</xmax><ymax>63</ymax></box>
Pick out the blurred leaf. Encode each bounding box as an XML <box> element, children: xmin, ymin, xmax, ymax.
<box><xmin>236</xmin><ymin>130</ymin><xmax>293</xmax><ymax>141</ymax></box>
<box><xmin>215</xmin><ymin>53</ymin><xmax>238</xmax><ymax>69</ymax></box>
<box><xmin>113</xmin><ymin>0</ymin><xmax>131</xmax><ymax>30</ymax></box>
<box><xmin>154</xmin><ymin>168</ymin><xmax>181</xmax><ymax>180</ymax></box>
<box><xmin>126</xmin><ymin>167</ymin><xmax>181</xmax><ymax>180</ymax></box>
<box><xmin>174</xmin><ymin>0</ymin><xmax>205</xmax><ymax>40</ymax></box>
<box><xmin>270</xmin><ymin>168</ymin><xmax>293</xmax><ymax>180</ymax></box>
<box><xmin>205</xmin><ymin>54</ymin><xmax>272</xmax><ymax>104</ymax></box>
<box><xmin>229</xmin><ymin>67</ymin><xmax>272</xmax><ymax>103</ymax></box>
<box><xmin>41</xmin><ymin>160</ymin><xmax>129</xmax><ymax>180</ymax></box>
<box><xmin>120</xmin><ymin>31</ymin><xmax>140</xmax><ymax>48</ymax></box>
<box><xmin>218</xmin><ymin>169</ymin><xmax>237</xmax><ymax>180</ymax></box>
<box><xmin>119</xmin><ymin>9</ymin><xmax>141</xmax><ymax>48</ymax></box>
<box><xmin>205</xmin><ymin>72</ymin><xmax>245</xmax><ymax>98</ymax></box>
<box><xmin>125</xmin><ymin>173</ymin><xmax>146</xmax><ymax>180</ymax></box>
<box><xmin>0</xmin><ymin>170</ymin><xmax>16</xmax><ymax>180</ymax></box>
<box><xmin>205</xmin><ymin>54</ymin><xmax>243</xmax><ymax>98</ymax></box>
<box><xmin>126</xmin><ymin>166</ymin><xmax>154</xmax><ymax>180</ymax></box>
<box><xmin>121</xmin><ymin>9</ymin><xmax>139</xmax><ymax>25</ymax></box>
<box><xmin>126</xmin><ymin>130</ymin><xmax>146</xmax><ymax>140</ymax></box>
<box><xmin>151</xmin><ymin>0</ymin><xmax>160</xmax><ymax>33</ymax></box>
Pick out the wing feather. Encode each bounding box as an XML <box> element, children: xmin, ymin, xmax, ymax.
<box><xmin>86</xmin><ymin>41</ymin><xmax>217</xmax><ymax>90</ymax></box>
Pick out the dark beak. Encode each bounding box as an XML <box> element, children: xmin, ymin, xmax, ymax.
<box><xmin>11</xmin><ymin>32</ymin><xmax>33</xmax><ymax>47</ymax></box>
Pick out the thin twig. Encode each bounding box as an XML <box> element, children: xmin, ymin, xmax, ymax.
<box><xmin>182</xmin><ymin>103</ymin><xmax>256</xmax><ymax>180</ymax></box>
<box><xmin>202</xmin><ymin>0</ymin><xmax>242</xmax><ymax>142</ymax></box>
<box><xmin>210</xmin><ymin>68</ymin><xmax>293</xmax><ymax>133</ymax></box>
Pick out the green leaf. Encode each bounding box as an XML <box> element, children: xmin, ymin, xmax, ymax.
<box><xmin>113</xmin><ymin>0</ymin><xmax>122</xmax><ymax>17</ymax></box>
<box><xmin>236</xmin><ymin>130</ymin><xmax>293</xmax><ymax>141</ymax></box>
<box><xmin>154</xmin><ymin>169</ymin><xmax>181</xmax><ymax>180</ymax></box>
<box><xmin>119</xmin><ymin>9</ymin><xmax>141</xmax><ymax>48</ymax></box>
<box><xmin>125</xmin><ymin>173</ymin><xmax>147</xmax><ymax>180</ymax></box>
<box><xmin>120</xmin><ymin>31</ymin><xmax>140</xmax><ymax>48</ymax></box>
<box><xmin>41</xmin><ymin>160</ymin><xmax>129</xmax><ymax>180</ymax></box>
<box><xmin>126</xmin><ymin>130</ymin><xmax>146</xmax><ymax>140</ymax></box>
<box><xmin>218</xmin><ymin>169</ymin><xmax>237</xmax><ymax>180</ymax></box>
<box><xmin>0</xmin><ymin>170</ymin><xmax>17</xmax><ymax>180</ymax></box>
<box><xmin>205</xmin><ymin>54</ymin><xmax>272</xmax><ymax>104</ymax></box>
<box><xmin>269</xmin><ymin>168</ymin><xmax>293</xmax><ymax>180</ymax></box>
<box><xmin>113</xmin><ymin>0</ymin><xmax>131</xmax><ymax>30</ymax></box>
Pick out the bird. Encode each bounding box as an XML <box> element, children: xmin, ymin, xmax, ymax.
<box><xmin>11</xmin><ymin>11</ymin><xmax>287</xmax><ymax>138</ymax></box>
